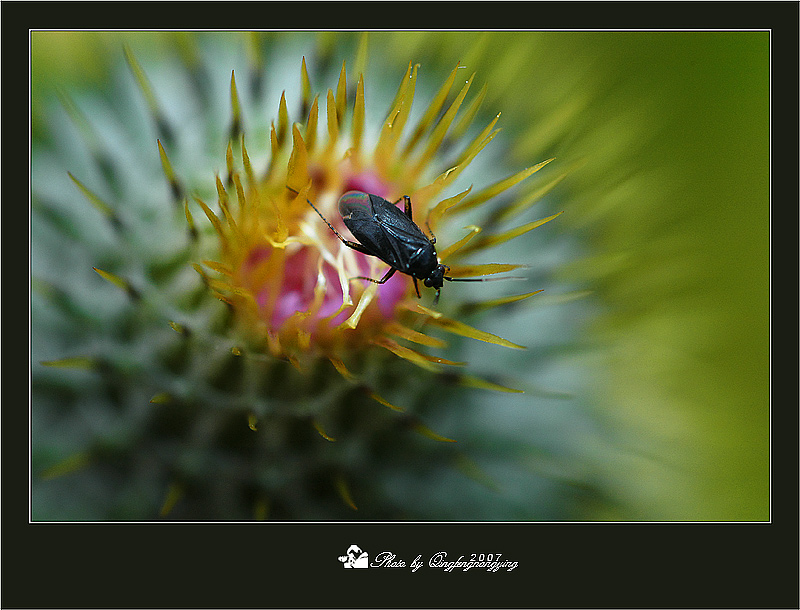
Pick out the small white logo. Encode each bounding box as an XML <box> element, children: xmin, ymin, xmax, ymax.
<box><xmin>338</xmin><ymin>544</ymin><xmax>369</xmax><ymax>568</ymax></box>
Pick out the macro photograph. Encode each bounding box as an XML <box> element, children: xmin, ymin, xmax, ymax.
<box><xmin>14</xmin><ymin>14</ymin><xmax>795</xmax><ymax>608</ymax></box>
<box><xmin>30</xmin><ymin>29</ymin><xmax>771</xmax><ymax>525</ymax></box>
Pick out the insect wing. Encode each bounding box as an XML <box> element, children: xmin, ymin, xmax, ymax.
<box><xmin>339</xmin><ymin>198</ymin><xmax>399</xmax><ymax>265</ymax></box>
<box><xmin>370</xmin><ymin>197</ymin><xmax>439</xmax><ymax>275</ymax></box>
<box><xmin>342</xmin><ymin>194</ymin><xmax>431</xmax><ymax>273</ymax></box>
<box><xmin>379</xmin><ymin>219</ymin><xmax>438</xmax><ymax>274</ymax></box>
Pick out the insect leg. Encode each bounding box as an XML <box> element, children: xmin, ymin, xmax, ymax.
<box><xmin>351</xmin><ymin>266</ymin><xmax>398</xmax><ymax>285</ymax></box>
<box><xmin>395</xmin><ymin>195</ymin><xmax>413</xmax><ymax>221</ymax></box>
<box><xmin>425</xmin><ymin>220</ymin><xmax>436</xmax><ymax>245</ymax></box>
<box><xmin>396</xmin><ymin>194</ymin><xmax>436</xmax><ymax>245</ymax></box>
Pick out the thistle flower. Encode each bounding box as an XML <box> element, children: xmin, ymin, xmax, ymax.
<box><xmin>190</xmin><ymin>60</ymin><xmax>558</xmax><ymax>380</ymax></box>
<box><xmin>32</xmin><ymin>32</ymin><xmax>580</xmax><ymax>521</ymax></box>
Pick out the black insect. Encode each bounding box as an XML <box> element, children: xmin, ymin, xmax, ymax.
<box><xmin>295</xmin><ymin>188</ymin><xmax>497</xmax><ymax>303</ymax></box>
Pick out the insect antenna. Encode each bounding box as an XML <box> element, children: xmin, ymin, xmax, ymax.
<box><xmin>443</xmin><ymin>275</ymin><xmax>527</xmax><ymax>283</ymax></box>
<box><xmin>432</xmin><ymin>275</ymin><xmax>526</xmax><ymax>308</ymax></box>
<box><xmin>286</xmin><ymin>185</ymin><xmax>349</xmax><ymax>245</ymax></box>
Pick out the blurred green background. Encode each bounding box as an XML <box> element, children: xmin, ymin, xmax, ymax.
<box><xmin>31</xmin><ymin>30</ymin><xmax>769</xmax><ymax>521</ymax></box>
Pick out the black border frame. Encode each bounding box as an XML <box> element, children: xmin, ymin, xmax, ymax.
<box><xmin>7</xmin><ymin>3</ymin><xmax>798</xmax><ymax>608</ymax></box>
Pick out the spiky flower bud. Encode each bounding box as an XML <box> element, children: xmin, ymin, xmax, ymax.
<box><xmin>33</xmin><ymin>32</ymin><xmax>579</xmax><ymax>521</ymax></box>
